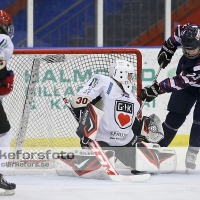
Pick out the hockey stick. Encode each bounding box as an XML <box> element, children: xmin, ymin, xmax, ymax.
<box><xmin>57</xmin><ymin>88</ymin><xmax>151</xmax><ymax>182</ymax></box>
<box><xmin>137</xmin><ymin>63</ymin><xmax>163</xmax><ymax>116</ymax></box>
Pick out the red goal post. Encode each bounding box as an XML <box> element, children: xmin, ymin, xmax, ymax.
<box><xmin>4</xmin><ymin>48</ymin><xmax>142</xmax><ymax>162</ymax></box>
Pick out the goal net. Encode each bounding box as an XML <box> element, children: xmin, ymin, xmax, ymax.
<box><xmin>3</xmin><ymin>48</ymin><xmax>142</xmax><ymax>166</ymax></box>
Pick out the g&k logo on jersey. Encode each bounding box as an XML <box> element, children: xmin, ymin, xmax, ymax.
<box><xmin>114</xmin><ymin>100</ymin><xmax>134</xmax><ymax>129</ymax></box>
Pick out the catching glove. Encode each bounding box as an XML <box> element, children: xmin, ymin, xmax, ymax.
<box><xmin>158</xmin><ymin>41</ymin><xmax>177</xmax><ymax>69</ymax></box>
<box><xmin>139</xmin><ymin>114</ymin><xmax>164</xmax><ymax>143</ymax></box>
<box><xmin>138</xmin><ymin>82</ymin><xmax>163</xmax><ymax>102</ymax></box>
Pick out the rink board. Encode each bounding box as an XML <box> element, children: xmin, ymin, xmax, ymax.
<box><xmin>10</xmin><ymin>134</ymin><xmax>189</xmax><ymax>148</ymax></box>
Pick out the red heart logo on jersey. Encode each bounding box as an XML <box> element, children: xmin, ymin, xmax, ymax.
<box><xmin>118</xmin><ymin>113</ymin><xmax>130</xmax><ymax>126</ymax></box>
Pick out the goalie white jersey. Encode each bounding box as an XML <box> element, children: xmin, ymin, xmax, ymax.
<box><xmin>76</xmin><ymin>74</ymin><xmax>140</xmax><ymax>146</ymax></box>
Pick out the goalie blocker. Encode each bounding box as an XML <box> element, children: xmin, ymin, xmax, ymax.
<box><xmin>69</xmin><ymin>103</ymin><xmax>177</xmax><ymax>175</ymax></box>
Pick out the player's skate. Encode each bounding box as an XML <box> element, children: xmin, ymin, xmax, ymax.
<box><xmin>185</xmin><ymin>147</ymin><xmax>198</xmax><ymax>174</ymax></box>
<box><xmin>0</xmin><ymin>174</ymin><xmax>16</xmax><ymax>196</ymax></box>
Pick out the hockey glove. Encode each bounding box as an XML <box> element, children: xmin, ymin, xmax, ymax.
<box><xmin>0</xmin><ymin>70</ymin><xmax>14</xmax><ymax>95</ymax></box>
<box><xmin>158</xmin><ymin>41</ymin><xmax>177</xmax><ymax>68</ymax></box>
<box><xmin>139</xmin><ymin>114</ymin><xmax>164</xmax><ymax>143</ymax></box>
<box><xmin>138</xmin><ymin>82</ymin><xmax>163</xmax><ymax>102</ymax></box>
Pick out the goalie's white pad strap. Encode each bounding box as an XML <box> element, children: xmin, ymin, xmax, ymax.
<box><xmin>141</xmin><ymin>114</ymin><xmax>164</xmax><ymax>143</ymax></box>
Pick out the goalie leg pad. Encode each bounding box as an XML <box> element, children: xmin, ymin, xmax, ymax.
<box><xmin>134</xmin><ymin>142</ymin><xmax>160</xmax><ymax>173</ymax></box>
<box><xmin>56</xmin><ymin>149</ymin><xmax>115</xmax><ymax>180</ymax></box>
<box><xmin>158</xmin><ymin>147</ymin><xmax>177</xmax><ymax>173</ymax></box>
<box><xmin>134</xmin><ymin>143</ymin><xmax>177</xmax><ymax>174</ymax></box>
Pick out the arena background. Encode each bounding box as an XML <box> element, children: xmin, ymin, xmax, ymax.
<box><xmin>3</xmin><ymin>0</ymin><xmax>199</xmax><ymax>147</ymax></box>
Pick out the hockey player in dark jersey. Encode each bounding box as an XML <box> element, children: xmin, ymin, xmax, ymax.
<box><xmin>139</xmin><ymin>23</ymin><xmax>200</xmax><ymax>173</ymax></box>
<box><xmin>0</xmin><ymin>10</ymin><xmax>16</xmax><ymax>195</ymax></box>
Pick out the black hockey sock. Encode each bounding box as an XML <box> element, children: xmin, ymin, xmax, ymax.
<box><xmin>158</xmin><ymin>121</ymin><xmax>178</xmax><ymax>147</ymax></box>
<box><xmin>158</xmin><ymin>112</ymin><xmax>186</xmax><ymax>147</ymax></box>
<box><xmin>189</xmin><ymin>120</ymin><xmax>200</xmax><ymax>147</ymax></box>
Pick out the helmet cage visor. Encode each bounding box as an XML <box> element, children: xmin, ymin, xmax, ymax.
<box><xmin>0</xmin><ymin>10</ymin><xmax>14</xmax><ymax>38</ymax></box>
<box><xmin>7</xmin><ymin>24</ymin><xmax>14</xmax><ymax>38</ymax></box>
<box><xmin>181</xmin><ymin>27</ymin><xmax>200</xmax><ymax>59</ymax></box>
<box><xmin>109</xmin><ymin>60</ymin><xmax>135</xmax><ymax>94</ymax></box>
<box><xmin>182</xmin><ymin>47</ymin><xmax>200</xmax><ymax>59</ymax></box>
<box><xmin>113</xmin><ymin>66</ymin><xmax>135</xmax><ymax>85</ymax></box>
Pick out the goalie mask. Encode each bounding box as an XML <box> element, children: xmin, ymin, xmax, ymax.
<box><xmin>109</xmin><ymin>60</ymin><xmax>135</xmax><ymax>94</ymax></box>
<box><xmin>181</xmin><ymin>26</ymin><xmax>200</xmax><ymax>59</ymax></box>
<box><xmin>0</xmin><ymin>10</ymin><xmax>14</xmax><ymax>38</ymax></box>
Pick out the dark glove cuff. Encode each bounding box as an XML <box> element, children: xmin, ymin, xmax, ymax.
<box><xmin>163</xmin><ymin>41</ymin><xmax>177</xmax><ymax>55</ymax></box>
<box><xmin>152</xmin><ymin>83</ymin><xmax>164</xmax><ymax>95</ymax></box>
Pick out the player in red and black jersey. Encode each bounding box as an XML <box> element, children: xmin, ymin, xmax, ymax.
<box><xmin>0</xmin><ymin>10</ymin><xmax>16</xmax><ymax>195</ymax></box>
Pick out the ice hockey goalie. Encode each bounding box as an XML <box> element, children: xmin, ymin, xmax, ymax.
<box><xmin>56</xmin><ymin>60</ymin><xmax>177</xmax><ymax>179</ymax></box>
<box><xmin>56</xmin><ymin>104</ymin><xmax>177</xmax><ymax>179</ymax></box>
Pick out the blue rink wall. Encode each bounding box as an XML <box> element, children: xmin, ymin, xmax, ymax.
<box><xmin>139</xmin><ymin>47</ymin><xmax>190</xmax><ymax>147</ymax></box>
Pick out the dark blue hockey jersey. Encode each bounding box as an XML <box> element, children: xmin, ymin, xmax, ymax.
<box><xmin>159</xmin><ymin>23</ymin><xmax>200</xmax><ymax>93</ymax></box>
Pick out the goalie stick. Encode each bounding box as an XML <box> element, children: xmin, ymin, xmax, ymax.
<box><xmin>57</xmin><ymin>88</ymin><xmax>151</xmax><ymax>182</ymax></box>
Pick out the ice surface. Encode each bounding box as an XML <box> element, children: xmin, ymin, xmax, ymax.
<box><xmin>1</xmin><ymin>148</ymin><xmax>200</xmax><ymax>200</ymax></box>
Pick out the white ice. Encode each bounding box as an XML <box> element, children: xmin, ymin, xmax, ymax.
<box><xmin>1</xmin><ymin>148</ymin><xmax>200</xmax><ymax>200</ymax></box>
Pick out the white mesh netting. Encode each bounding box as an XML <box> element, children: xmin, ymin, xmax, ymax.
<box><xmin>2</xmin><ymin>50</ymin><xmax>141</xmax><ymax>163</ymax></box>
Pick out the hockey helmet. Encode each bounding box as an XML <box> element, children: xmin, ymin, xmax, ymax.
<box><xmin>0</xmin><ymin>10</ymin><xmax>14</xmax><ymax>38</ymax></box>
<box><xmin>181</xmin><ymin>26</ymin><xmax>200</xmax><ymax>59</ymax></box>
<box><xmin>109</xmin><ymin>60</ymin><xmax>135</xmax><ymax>94</ymax></box>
